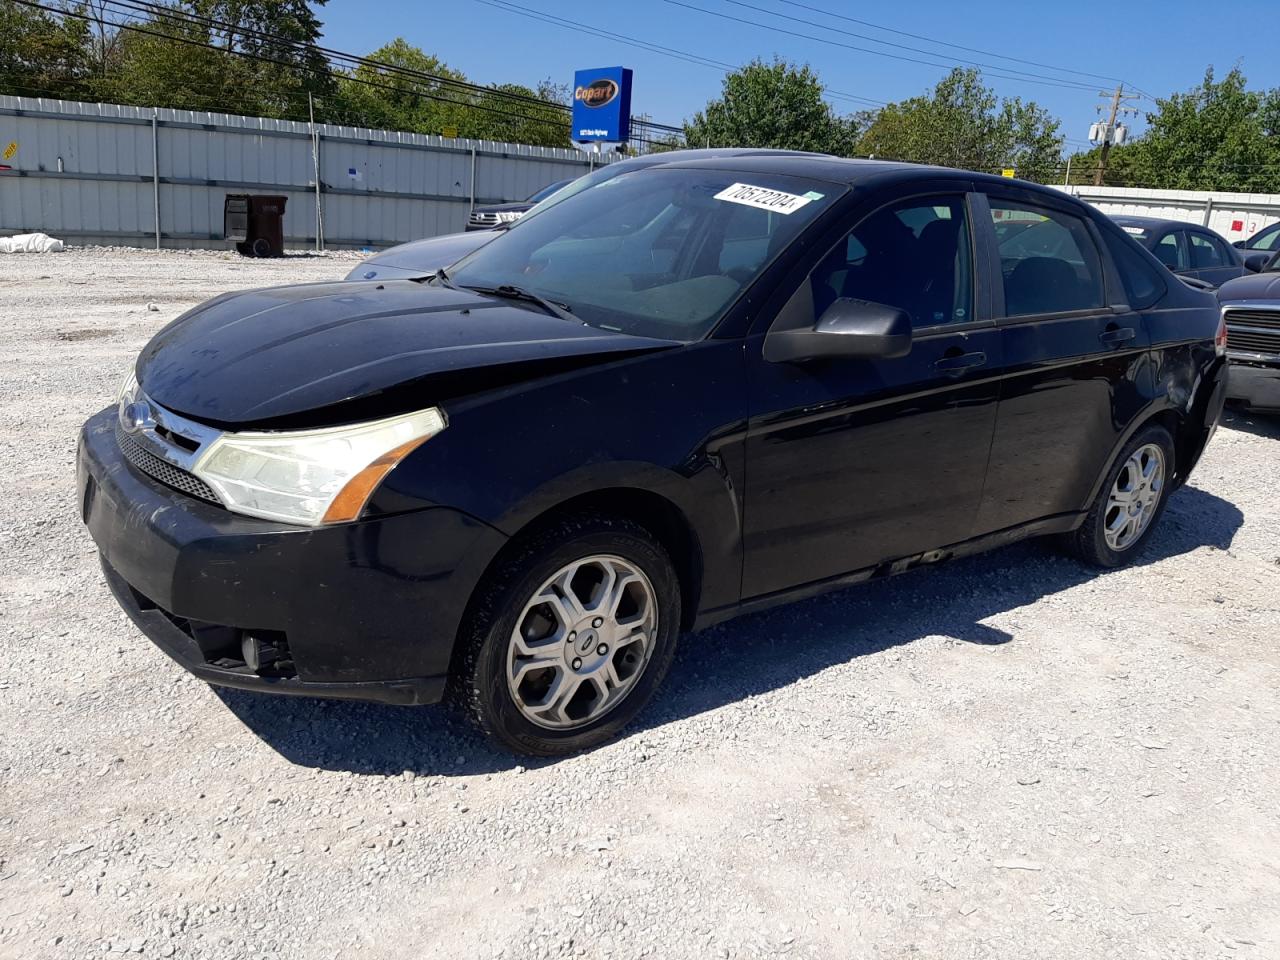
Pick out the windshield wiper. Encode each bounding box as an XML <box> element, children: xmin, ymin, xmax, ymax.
<box><xmin>466</xmin><ymin>284</ymin><xmax>576</xmax><ymax>322</ymax></box>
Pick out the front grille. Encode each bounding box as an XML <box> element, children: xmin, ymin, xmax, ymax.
<box><xmin>1227</xmin><ymin>329</ymin><xmax>1280</xmax><ymax>355</ymax></box>
<box><xmin>1224</xmin><ymin>309</ymin><xmax>1280</xmax><ymax>331</ymax></box>
<box><xmin>468</xmin><ymin>211</ymin><xmax>501</xmax><ymax>228</ymax></box>
<box><xmin>116</xmin><ymin>425</ymin><xmax>221</xmax><ymax>504</ymax></box>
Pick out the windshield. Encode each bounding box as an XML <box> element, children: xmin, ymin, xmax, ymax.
<box><xmin>526</xmin><ymin>179</ymin><xmax>572</xmax><ymax>203</ymax></box>
<box><xmin>449</xmin><ymin>168</ymin><xmax>841</xmax><ymax>340</ymax></box>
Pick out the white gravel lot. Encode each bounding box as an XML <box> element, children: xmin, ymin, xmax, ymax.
<box><xmin>1</xmin><ymin>247</ymin><xmax>1279</xmax><ymax>960</ymax></box>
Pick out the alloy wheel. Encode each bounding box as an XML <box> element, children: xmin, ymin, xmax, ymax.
<box><xmin>506</xmin><ymin>555</ymin><xmax>658</xmax><ymax>730</ymax></box>
<box><xmin>1103</xmin><ymin>442</ymin><xmax>1166</xmax><ymax>552</ymax></box>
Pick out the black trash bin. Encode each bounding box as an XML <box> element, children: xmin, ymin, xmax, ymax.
<box><xmin>223</xmin><ymin>194</ymin><xmax>287</xmax><ymax>258</ymax></box>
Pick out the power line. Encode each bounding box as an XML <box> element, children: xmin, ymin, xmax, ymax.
<box><xmin>723</xmin><ymin>0</ymin><xmax>1107</xmax><ymax>92</ymax></box>
<box><xmin>471</xmin><ymin>0</ymin><xmax>886</xmax><ymax>109</ymax></box>
<box><xmin>663</xmin><ymin>0</ymin><xmax>1112</xmax><ymax>94</ymax></box>
<box><xmin>771</xmin><ymin>0</ymin><xmax>1132</xmax><ymax>88</ymax></box>
<box><xmin>12</xmin><ymin>0</ymin><xmax>612</xmax><ymax>140</ymax></box>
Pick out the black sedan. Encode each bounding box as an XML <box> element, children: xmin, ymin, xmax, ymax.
<box><xmin>1111</xmin><ymin>215</ymin><xmax>1268</xmax><ymax>289</ymax></box>
<box><xmin>78</xmin><ymin>153</ymin><xmax>1227</xmax><ymax>756</ymax></box>
<box><xmin>465</xmin><ymin>178</ymin><xmax>575</xmax><ymax>230</ymax></box>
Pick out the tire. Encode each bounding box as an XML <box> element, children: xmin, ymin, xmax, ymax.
<box><xmin>1067</xmin><ymin>424</ymin><xmax>1176</xmax><ymax>568</ymax></box>
<box><xmin>250</xmin><ymin>237</ymin><xmax>274</xmax><ymax>258</ymax></box>
<box><xmin>449</xmin><ymin>513</ymin><xmax>681</xmax><ymax>757</ymax></box>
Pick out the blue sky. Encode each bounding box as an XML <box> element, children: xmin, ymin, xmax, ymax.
<box><xmin>319</xmin><ymin>0</ymin><xmax>1278</xmax><ymax>150</ymax></box>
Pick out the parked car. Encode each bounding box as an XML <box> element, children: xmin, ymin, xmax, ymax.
<box><xmin>1217</xmin><ymin>250</ymin><xmax>1280</xmax><ymax>412</ymax></box>
<box><xmin>78</xmin><ymin>154</ymin><xmax>1227</xmax><ymax>756</ymax></box>
<box><xmin>465</xmin><ymin>178</ymin><xmax>576</xmax><ymax>230</ymax></box>
<box><xmin>1232</xmin><ymin>219</ymin><xmax>1280</xmax><ymax>254</ymax></box>
<box><xmin>346</xmin><ymin>148</ymin><xmax>833</xmax><ymax>282</ymax></box>
<box><xmin>1111</xmin><ymin>215</ymin><xmax>1266</xmax><ymax>288</ymax></box>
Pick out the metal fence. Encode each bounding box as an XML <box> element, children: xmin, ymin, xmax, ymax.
<box><xmin>1060</xmin><ymin>185</ymin><xmax>1280</xmax><ymax>245</ymax></box>
<box><xmin>0</xmin><ymin>95</ymin><xmax>615</xmax><ymax>250</ymax></box>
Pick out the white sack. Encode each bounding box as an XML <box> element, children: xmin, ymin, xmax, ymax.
<box><xmin>0</xmin><ymin>233</ymin><xmax>65</xmax><ymax>253</ymax></box>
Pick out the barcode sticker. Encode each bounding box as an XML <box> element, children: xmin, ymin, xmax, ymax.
<box><xmin>713</xmin><ymin>183</ymin><xmax>817</xmax><ymax>215</ymax></box>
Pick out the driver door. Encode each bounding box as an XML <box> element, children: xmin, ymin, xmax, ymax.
<box><xmin>741</xmin><ymin>189</ymin><xmax>1001</xmax><ymax>598</ymax></box>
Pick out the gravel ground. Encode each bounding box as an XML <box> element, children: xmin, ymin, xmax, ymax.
<box><xmin>2</xmin><ymin>247</ymin><xmax>1279</xmax><ymax>960</ymax></box>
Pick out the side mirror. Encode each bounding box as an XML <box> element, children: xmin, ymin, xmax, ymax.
<box><xmin>1243</xmin><ymin>251</ymin><xmax>1271</xmax><ymax>273</ymax></box>
<box><xmin>765</xmin><ymin>298</ymin><xmax>913</xmax><ymax>363</ymax></box>
<box><xmin>1232</xmin><ymin>239</ymin><xmax>1247</xmax><ymax>249</ymax></box>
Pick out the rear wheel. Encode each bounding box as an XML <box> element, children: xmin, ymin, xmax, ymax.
<box><xmin>1068</xmin><ymin>424</ymin><xmax>1175</xmax><ymax>568</ymax></box>
<box><xmin>450</xmin><ymin>514</ymin><xmax>680</xmax><ymax>756</ymax></box>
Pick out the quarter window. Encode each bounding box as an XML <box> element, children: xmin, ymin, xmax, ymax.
<box><xmin>990</xmin><ymin>200</ymin><xmax>1105</xmax><ymax>316</ymax></box>
<box><xmin>1154</xmin><ymin>232</ymin><xmax>1187</xmax><ymax>271</ymax></box>
<box><xmin>811</xmin><ymin>196</ymin><xmax>973</xmax><ymax>327</ymax></box>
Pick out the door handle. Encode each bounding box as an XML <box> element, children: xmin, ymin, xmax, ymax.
<box><xmin>1099</xmin><ymin>326</ymin><xmax>1136</xmax><ymax>346</ymax></box>
<box><xmin>933</xmin><ymin>351</ymin><xmax>987</xmax><ymax>374</ymax></box>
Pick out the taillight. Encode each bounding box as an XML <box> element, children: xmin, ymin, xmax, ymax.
<box><xmin>1215</xmin><ymin>315</ymin><xmax>1228</xmax><ymax>356</ymax></box>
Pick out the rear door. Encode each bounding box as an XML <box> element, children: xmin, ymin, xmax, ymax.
<box><xmin>741</xmin><ymin>186</ymin><xmax>1001</xmax><ymax>598</ymax></box>
<box><xmin>972</xmin><ymin>188</ymin><xmax>1151</xmax><ymax>534</ymax></box>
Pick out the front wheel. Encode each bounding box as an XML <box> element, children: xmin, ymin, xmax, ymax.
<box><xmin>1067</xmin><ymin>424</ymin><xmax>1175</xmax><ymax>568</ymax></box>
<box><xmin>450</xmin><ymin>514</ymin><xmax>680</xmax><ymax>756</ymax></box>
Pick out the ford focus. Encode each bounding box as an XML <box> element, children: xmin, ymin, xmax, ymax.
<box><xmin>77</xmin><ymin>152</ymin><xmax>1227</xmax><ymax>756</ymax></box>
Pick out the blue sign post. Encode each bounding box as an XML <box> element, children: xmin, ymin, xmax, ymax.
<box><xmin>571</xmin><ymin>67</ymin><xmax>633</xmax><ymax>144</ymax></box>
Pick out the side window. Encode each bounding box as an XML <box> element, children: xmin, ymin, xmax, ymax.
<box><xmin>1252</xmin><ymin>223</ymin><xmax>1280</xmax><ymax>251</ymax></box>
<box><xmin>1189</xmin><ymin>232</ymin><xmax>1227</xmax><ymax>268</ymax></box>
<box><xmin>811</xmin><ymin>196</ymin><xmax>973</xmax><ymax>327</ymax></box>
<box><xmin>1153</xmin><ymin>232</ymin><xmax>1186</xmax><ymax>271</ymax></box>
<box><xmin>1102</xmin><ymin>229</ymin><xmax>1167</xmax><ymax>310</ymax></box>
<box><xmin>990</xmin><ymin>200</ymin><xmax>1105</xmax><ymax>316</ymax></box>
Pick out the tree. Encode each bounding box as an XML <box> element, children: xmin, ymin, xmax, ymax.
<box><xmin>331</xmin><ymin>41</ymin><xmax>570</xmax><ymax>146</ymax></box>
<box><xmin>0</xmin><ymin>0</ymin><xmax>91</xmax><ymax>100</ymax></box>
<box><xmin>1127</xmin><ymin>67</ymin><xmax>1280</xmax><ymax>192</ymax></box>
<box><xmin>683</xmin><ymin>58</ymin><xmax>861</xmax><ymax>155</ymax></box>
<box><xmin>333</xmin><ymin>38</ymin><xmax>470</xmax><ymax>131</ymax></box>
<box><xmin>858</xmin><ymin>68</ymin><xmax>1063</xmax><ymax>182</ymax></box>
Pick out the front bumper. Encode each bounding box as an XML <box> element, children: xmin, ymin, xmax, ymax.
<box><xmin>1226</xmin><ymin>358</ymin><xmax>1280</xmax><ymax>411</ymax></box>
<box><xmin>78</xmin><ymin>408</ymin><xmax>508</xmax><ymax>705</ymax></box>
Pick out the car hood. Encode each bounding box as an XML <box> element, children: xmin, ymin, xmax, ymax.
<box><xmin>137</xmin><ymin>281</ymin><xmax>678</xmax><ymax>428</ymax></box>
<box><xmin>346</xmin><ymin>231</ymin><xmax>496</xmax><ymax>281</ymax></box>
<box><xmin>473</xmin><ymin>201</ymin><xmax>532</xmax><ymax>214</ymax></box>
<box><xmin>1218</xmin><ymin>271</ymin><xmax>1280</xmax><ymax>302</ymax></box>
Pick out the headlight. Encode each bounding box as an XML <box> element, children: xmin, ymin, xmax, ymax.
<box><xmin>192</xmin><ymin>407</ymin><xmax>447</xmax><ymax>526</ymax></box>
<box><xmin>496</xmin><ymin>211</ymin><xmax>523</xmax><ymax>223</ymax></box>
<box><xmin>118</xmin><ymin>369</ymin><xmax>140</xmax><ymax>420</ymax></box>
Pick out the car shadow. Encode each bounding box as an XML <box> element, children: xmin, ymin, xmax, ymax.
<box><xmin>215</xmin><ymin>485</ymin><xmax>1243</xmax><ymax>776</ymax></box>
<box><xmin>1222</xmin><ymin>405</ymin><xmax>1280</xmax><ymax>440</ymax></box>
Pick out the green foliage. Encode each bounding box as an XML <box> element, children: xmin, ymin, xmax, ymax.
<box><xmin>683</xmin><ymin>58</ymin><xmax>861</xmax><ymax>155</ymax></box>
<box><xmin>1065</xmin><ymin>68</ymin><xmax>1280</xmax><ymax>191</ymax></box>
<box><xmin>1131</xmin><ymin>67</ymin><xmax>1278</xmax><ymax>191</ymax></box>
<box><xmin>857</xmin><ymin>68</ymin><xmax>1063</xmax><ymax>181</ymax></box>
<box><xmin>0</xmin><ymin>0</ymin><xmax>92</xmax><ymax>100</ymax></box>
<box><xmin>0</xmin><ymin>3</ymin><xmax>570</xmax><ymax>145</ymax></box>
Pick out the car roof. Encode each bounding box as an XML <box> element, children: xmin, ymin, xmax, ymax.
<box><xmin>635</xmin><ymin>151</ymin><xmax>1084</xmax><ymax>198</ymax></box>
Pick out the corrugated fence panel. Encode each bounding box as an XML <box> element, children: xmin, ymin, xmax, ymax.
<box><xmin>1062</xmin><ymin>185</ymin><xmax>1280</xmax><ymax>244</ymax></box>
<box><xmin>0</xmin><ymin>95</ymin><xmax>607</xmax><ymax>249</ymax></box>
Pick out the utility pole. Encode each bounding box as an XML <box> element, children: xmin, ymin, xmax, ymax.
<box><xmin>1090</xmin><ymin>83</ymin><xmax>1140</xmax><ymax>187</ymax></box>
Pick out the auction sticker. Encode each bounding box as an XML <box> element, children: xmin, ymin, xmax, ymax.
<box><xmin>714</xmin><ymin>182</ymin><xmax>818</xmax><ymax>214</ymax></box>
